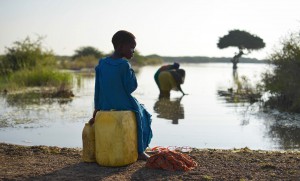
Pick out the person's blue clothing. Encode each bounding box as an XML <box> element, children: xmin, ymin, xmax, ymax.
<box><xmin>94</xmin><ymin>57</ymin><xmax>152</xmax><ymax>153</ymax></box>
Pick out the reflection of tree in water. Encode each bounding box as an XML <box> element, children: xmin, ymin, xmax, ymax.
<box><xmin>5</xmin><ymin>92</ymin><xmax>72</xmax><ymax>108</ymax></box>
<box><xmin>153</xmin><ymin>96</ymin><xmax>184</xmax><ymax>124</ymax></box>
<box><xmin>1</xmin><ymin>92</ymin><xmax>73</xmax><ymax>128</ymax></box>
<box><xmin>218</xmin><ymin>69</ymin><xmax>261</xmax><ymax>104</ymax></box>
<box><xmin>255</xmin><ymin>111</ymin><xmax>300</xmax><ymax>150</ymax></box>
<box><xmin>268</xmin><ymin>125</ymin><xmax>300</xmax><ymax>150</ymax></box>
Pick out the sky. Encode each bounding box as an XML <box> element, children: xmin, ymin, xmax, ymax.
<box><xmin>0</xmin><ymin>0</ymin><xmax>299</xmax><ymax>60</ymax></box>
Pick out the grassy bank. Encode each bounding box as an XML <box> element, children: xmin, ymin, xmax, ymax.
<box><xmin>0</xmin><ymin>68</ymin><xmax>72</xmax><ymax>90</ymax></box>
<box><xmin>0</xmin><ymin>67</ymin><xmax>73</xmax><ymax>100</ymax></box>
<box><xmin>0</xmin><ymin>37</ymin><xmax>73</xmax><ymax>97</ymax></box>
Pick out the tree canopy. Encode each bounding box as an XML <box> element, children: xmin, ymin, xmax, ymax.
<box><xmin>217</xmin><ymin>29</ymin><xmax>265</xmax><ymax>69</ymax></box>
<box><xmin>217</xmin><ymin>30</ymin><xmax>265</xmax><ymax>51</ymax></box>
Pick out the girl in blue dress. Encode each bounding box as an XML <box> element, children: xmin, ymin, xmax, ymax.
<box><xmin>90</xmin><ymin>30</ymin><xmax>152</xmax><ymax>160</ymax></box>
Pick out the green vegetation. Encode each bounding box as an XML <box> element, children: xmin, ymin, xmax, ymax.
<box><xmin>217</xmin><ymin>30</ymin><xmax>265</xmax><ymax>69</ymax></box>
<box><xmin>8</xmin><ymin>68</ymin><xmax>71</xmax><ymax>88</ymax></box>
<box><xmin>218</xmin><ymin>71</ymin><xmax>261</xmax><ymax>104</ymax></box>
<box><xmin>261</xmin><ymin>32</ymin><xmax>300</xmax><ymax>112</ymax></box>
<box><xmin>130</xmin><ymin>50</ymin><xmax>163</xmax><ymax>66</ymax></box>
<box><xmin>59</xmin><ymin>55</ymin><xmax>99</xmax><ymax>70</ymax></box>
<box><xmin>59</xmin><ymin>46</ymin><xmax>102</xmax><ymax>70</ymax></box>
<box><xmin>58</xmin><ymin>50</ymin><xmax>163</xmax><ymax>70</ymax></box>
<box><xmin>0</xmin><ymin>37</ymin><xmax>56</xmax><ymax>75</ymax></box>
<box><xmin>155</xmin><ymin>55</ymin><xmax>267</xmax><ymax>64</ymax></box>
<box><xmin>72</xmin><ymin>46</ymin><xmax>103</xmax><ymax>60</ymax></box>
<box><xmin>0</xmin><ymin>37</ymin><xmax>72</xmax><ymax>94</ymax></box>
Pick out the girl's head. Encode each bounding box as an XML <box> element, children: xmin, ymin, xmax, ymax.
<box><xmin>112</xmin><ymin>30</ymin><xmax>136</xmax><ymax>59</ymax></box>
<box><xmin>169</xmin><ymin>69</ymin><xmax>186</xmax><ymax>85</ymax></box>
<box><xmin>177</xmin><ymin>69</ymin><xmax>185</xmax><ymax>84</ymax></box>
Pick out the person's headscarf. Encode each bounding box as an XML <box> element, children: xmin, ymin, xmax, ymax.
<box><xmin>173</xmin><ymin>62</ymin><xmax>180</xmax><ymax>69</ymax></box>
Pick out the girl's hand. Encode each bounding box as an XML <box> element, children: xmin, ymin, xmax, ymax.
<box><xmin>88</xmin><ymin>117</ymin><xmax>95</xmax><ymax>125</ymax></box>
<box><xmin>93</xmin><ymin>110</ymin><xmax>98</xmax><ymax>118</ymax></box>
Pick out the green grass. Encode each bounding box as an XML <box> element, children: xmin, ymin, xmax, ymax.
<box><xmin>59</xmin><ymin>55</ymin><xmax>98</xmax><ymax>70</ymax></box>
<box><xmin>0</xmin><ymin>67</ymin><xmax>72</xmax><ymax>90</ymax></box>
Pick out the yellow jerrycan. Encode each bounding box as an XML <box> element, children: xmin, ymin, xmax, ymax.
<box><xmin>94</xmin><ymin>111</ymin><xmax>138</xmax><ymax>166</ymax></box>
<box><xmin>82</xmin><ymin>123</ymin><xmax>96</xmax><ymax>162</ymax></box>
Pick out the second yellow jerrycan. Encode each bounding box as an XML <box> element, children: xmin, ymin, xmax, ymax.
<box><xmin>82</xmin><ymin>123</ymin><xmax>96</xmax><ymax>162</ymax></box>
<box><xmin>94</xmin><ymin>111</ymin><xmax>138</xmax><ymax>167</ymax></box>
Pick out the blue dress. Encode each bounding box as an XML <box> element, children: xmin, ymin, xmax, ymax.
<box><xmin>94</xmin><ymin>57</ymin><xmax>152</xmax><ymax>153</ymax></box>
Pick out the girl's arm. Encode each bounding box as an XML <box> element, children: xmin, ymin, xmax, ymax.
<box><xmin>89</xmin><ymin>109</ymin><xmax>98</xmax><ymax>125</ymax></box>
<box><xmin>94</xmin><ymin>66</ymin><xmax>101</xmax><ymax>110</ymax></box>
<box><xmin>90</xmin><ymin>66</ymin><xmax>101</xmax><ymax>125</ymax></box>
<box><xmin>178</xmin><ymin>84</ymin><xmax>187</xmax><ymax>95</ymax></box>
<box><xmin>123</xmin><ymin>62</ymin><xmax>138</xmax><ymax>94</ymax></box>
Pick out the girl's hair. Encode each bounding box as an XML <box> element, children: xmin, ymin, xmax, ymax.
<box><xmin>177</xmin><ymin>69</ymin><xmax>185</xmax><ymax>78</ymax></box>
<box><xmin>112</xmin><ymin>30</ymin><xmax>136</xmax><ymax>49</ymax></box>
<box><xmin>169</xmin><ymin>69</ymin><xmax>185</xmax><ymax>85</ymax></box>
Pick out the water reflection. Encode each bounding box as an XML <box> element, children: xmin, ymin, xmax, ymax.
<box><xmin>153</xmin><ymin>96</ymin><xmax>184</xmax><ymax>124</ymax></box>
<box><xmin>1</xmin><ymin>64</ymin><xmax>300</xmax><ymax>150</ymax></box>
<box><xmin>218</xmin><ymin>69</ymin><xmax>260</xmax><ymax>104</ymax></box>
<box><xmin>5</xmin><ymin>92</ymin><xmax>72</xmax><ymax>108</ymax></box>
<box><xmin>269</xmin><ymin>125</ymin><xmax>300</xmax><ymax>150</ymax></box>
<box><xmin>257</xmin><ymin>111</ymin><xmax>300</xmax><ymax>150</ymax></box>
<box><xmin>0</xmin><ymin>92</ymin><xmax>73</xmax><ymax>128</ymax></box>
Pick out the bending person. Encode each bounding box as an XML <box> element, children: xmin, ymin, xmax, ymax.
<box><xmin>158</xmin><ymin>69</ymin><xmax>186</xmax><ymax>98</ymax></box>
<box><xmin>154</xmin><ymin>62</ymin><xmax>180</xmax><ymax>90</ymax></box>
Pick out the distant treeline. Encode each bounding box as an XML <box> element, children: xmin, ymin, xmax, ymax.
<box><xmin>2</xmin><ymin>54</ymin><xmax>268</xmax><ymax>66</ymax></box>
<box><xmin>146</xmin><ymin>55</ymin><xmax>268</xmax><ymax>64</ymax></box>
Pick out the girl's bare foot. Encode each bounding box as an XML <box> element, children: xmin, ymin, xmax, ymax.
<box><xmin>138</xmin><ymin>152</ymin><xmax>150</xmax><ymax>161</ymax></box>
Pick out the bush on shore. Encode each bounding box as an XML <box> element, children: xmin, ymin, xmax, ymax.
<box><xmin>261</xmin><ymin>31</ymin><xmax>300</xmax><ymax>112</ymax></box>
<box><xmin>59</xmin><ymin>50</ymin><xmax>163</xmax><ymax>70</ymax></box>
<box><xmin>9</xmin><ymin>67</ymin><xmax>71</xmax><ymax>87</ymax></box>
<box><xmin>130</xmin><ymin>50</ymin><xmax>163</xmax><ymax>66</ymax></box>
<box><xmin>59</xmin><ymin>55</ymin><xmax>99</xmax><ymax>70</ymax></box>
<box><xmin>0</xmin><ymin>37</ymin><xmax>72</xmax><ymax>94</ymax></box>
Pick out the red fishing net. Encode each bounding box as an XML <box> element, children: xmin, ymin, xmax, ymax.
<box><xmin>146</xmin><ymin>150</ymin><xmax>197</xmax><ymax>171</ymax></box>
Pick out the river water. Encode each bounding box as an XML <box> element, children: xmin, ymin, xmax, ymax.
<box><xmin>0</xmin><ymin>63</ymin><xmax>299</xmax><ymax>150</ymax></box>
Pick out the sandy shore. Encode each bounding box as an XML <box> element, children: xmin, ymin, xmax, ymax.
<box><xmin>0</xmin><ymin>143</ymin><xmax>299</xmax><ymax>180</ymax></box>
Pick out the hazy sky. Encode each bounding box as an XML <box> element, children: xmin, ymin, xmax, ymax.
<box><xmin>0</xmin><ymin>0</ymin><xmax>299</xmax><ymax>59</ymax></box>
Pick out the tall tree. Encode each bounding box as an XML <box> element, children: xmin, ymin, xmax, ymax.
<box><xmin>217</xmin><ymin>30</ymin><xmax>265</xmax><ymax>69</ymax></box>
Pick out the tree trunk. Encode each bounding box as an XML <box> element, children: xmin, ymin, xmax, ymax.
<box><xmin>231</xmin><ymin>50</ymin><xmax>244</xmax><ymax>69</ymax></box>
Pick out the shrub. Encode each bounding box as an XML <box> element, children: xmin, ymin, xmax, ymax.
<box><xmin>72</xmin><ymin>46</ymin><xmax>103</xmax><ymax>60</ymax></box>
<box><xmin>8</xmin><ymin>67</ymin><xmax>72</xmax><ymax>88</ymax></box>
<box><xmin>0</xmin><ymin>36</ymin><xmax>72</xmax><ymax>93</ymax></box>
<box><xmin>262</xmin><ymin>31</ymin><xmax>300</xmax><ymax>112</ymax></box>
<box><xmin>61</xmin><ymin>55</ymin><xmax>99</xmax><ymax>70</ymax></box>
<box><xmin>130</xmin><ymin>50</ymin><xmax>163</xmax><ymax>66</ymax></box>
<box><xmin>0</xmin><ymin>37</ymin><xmax>56</xmax><ymax>76</ymax></box>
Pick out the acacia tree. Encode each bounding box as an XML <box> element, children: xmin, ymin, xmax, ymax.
<box><xmin>217</xmin><ymin>30</ymin><xmax>265</xmax><ymax>69</ymax></box>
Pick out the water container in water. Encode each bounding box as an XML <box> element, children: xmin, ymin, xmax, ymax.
<box><xmin>95</xmin><ymin>111</ymin><xmax>138</xmax><ymax>166</ymax></box>
<box><xmin>82</xmin><ymin>123</ymin><xmax>96</xmax><ymax>162</ymax></box>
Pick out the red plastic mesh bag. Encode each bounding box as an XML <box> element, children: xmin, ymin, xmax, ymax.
<box><xmin>146</xmin><ymin>150</ymin><xmax>197</xmax><ymax>171</ymax></box>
